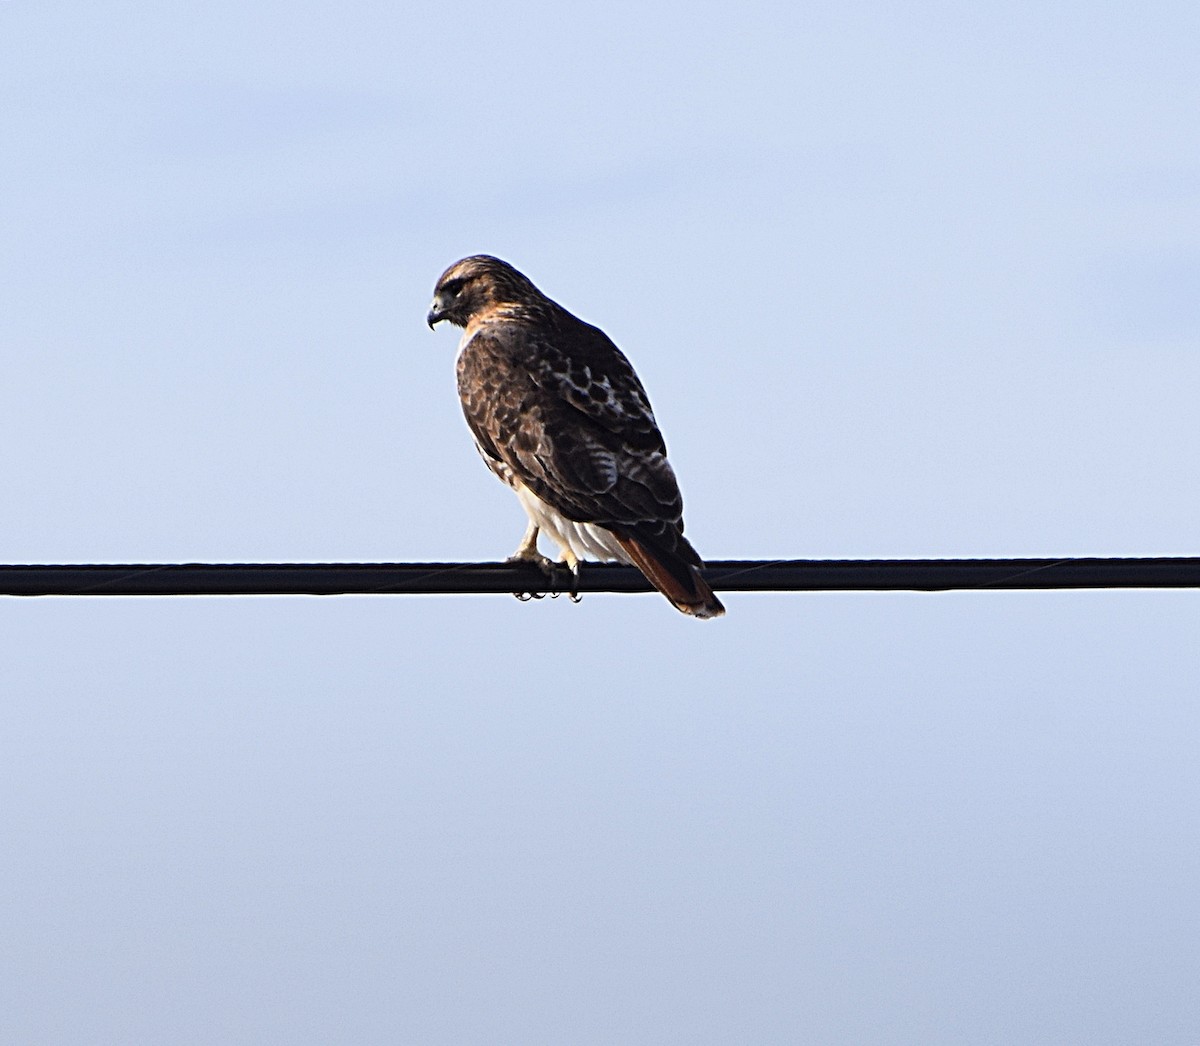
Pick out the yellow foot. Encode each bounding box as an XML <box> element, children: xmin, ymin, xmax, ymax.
<box><xmin>508</xmin><ymin>535</ymin><xmax>556</xmax><ymax>601</ymax></box>
<box><xmin>507</xmin><ymin>548</ymin><xmax>556</xmax><ymax>574</ymax></box>
<box><xmin>508</xmin><ymin>552</ymin><xmax>582</xmax><ymax>604</ymax></box>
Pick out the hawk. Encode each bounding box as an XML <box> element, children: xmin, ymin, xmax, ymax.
<box><xmin>427</xmin><ymin>254</ymin><xmax>725</xmax><ymax>619</ymax></box>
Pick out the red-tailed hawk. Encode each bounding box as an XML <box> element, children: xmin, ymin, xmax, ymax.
<box><xmin>427</xmin><ymin>255</ymin><xmax>725</xmax><ymax>619</ymax></box>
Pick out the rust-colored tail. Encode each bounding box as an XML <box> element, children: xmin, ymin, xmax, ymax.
<box><xmin>615</xmin><ymin>534</ymin><xmax>725</xmax><ymax>619</ymax></box>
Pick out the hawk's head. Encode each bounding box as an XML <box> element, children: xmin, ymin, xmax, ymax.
<box><xmin>427</xmin><ymin>255</ymin><xmax>540</xmax><ymax>329</ymax></box>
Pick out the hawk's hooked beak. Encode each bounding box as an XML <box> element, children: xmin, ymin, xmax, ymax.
<box><xmin>426</xmin><ymin>295</ymin><xmax>448</xmax><ymax>330</ymax></box>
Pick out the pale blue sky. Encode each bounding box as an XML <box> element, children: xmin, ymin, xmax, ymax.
<box><xmin>2</xmin><ymin>2</ymin><xmax>1199</xmax><ymax>1043</ymax></box>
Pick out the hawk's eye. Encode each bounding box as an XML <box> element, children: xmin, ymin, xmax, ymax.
<box><xmin>442</xmin><ymin>277</ymin><xmax>467</xmax><ymax>298</ymax></box>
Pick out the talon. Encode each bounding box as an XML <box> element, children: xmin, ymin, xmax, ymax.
<box><xmin>509</xmin><ymin>550</ymin><xmax>554</xmax><ymax>604</ymax></box>
<box><xmin>507</xmin><ymin>527</ymin><xmax>583</xmax><ymax>605</ymax></box>
<box><xmin>545</xmin><ymin>560</ymin><xmax>581</xmax><ymax>603</ymax></box>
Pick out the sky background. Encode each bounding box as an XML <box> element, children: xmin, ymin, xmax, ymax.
<box><xmin>3</xmin><ymin>1</ymin><xmax>1200</xmax><ymax>1042</ymax></box>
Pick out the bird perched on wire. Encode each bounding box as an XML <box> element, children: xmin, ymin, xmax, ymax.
<box><xmin>427</xmin><ymin>254</ymin><xmax>725</xmax><ymax>619</ymax></box>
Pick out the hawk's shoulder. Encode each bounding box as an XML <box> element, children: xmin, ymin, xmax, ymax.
<box><xmin>521</xmin><ymin>309</ymin><xmax>665</xmax><ymax>452</ymax></box>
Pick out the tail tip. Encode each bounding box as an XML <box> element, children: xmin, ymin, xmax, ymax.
<box><xmin>684</xmin><ymin>602</ymin><xmax>725</xmax><ymax>620</ymax></box>
<box><xmin>677</xmin><ymin>580</ymin><xmax>725</xmax><ymax>620</ymax></box>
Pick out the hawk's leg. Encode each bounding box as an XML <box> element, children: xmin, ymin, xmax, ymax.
<box><xmin>506</xmin><ymin>522</ymin><xmax>555</xmax><ymax>573</ymax></box>
<box><xmin>554</xmin><ymin>549</ymin><xmax>583</xmax><ymax>603</ymax></box>
<box><xmin>508</xmin><ymin>522</ymin><xmax>554</xmax><ymax>600</ymax></box>
<box><xmin>507</xmin><ymin>525</ymin><xmax>582</xmax><ymax>604</ymax></box>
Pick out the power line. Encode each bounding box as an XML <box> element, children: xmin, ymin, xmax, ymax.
<box><xmin>2</xmin><ymin>557</ymin><xmax>1199</xmax><ymax>597</ymax></box>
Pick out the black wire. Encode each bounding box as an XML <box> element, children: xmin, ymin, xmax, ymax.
<box><xmin>2</xmin><ymin>558</ymin><xmax>1200</xmax><ymax>597</ymax></box>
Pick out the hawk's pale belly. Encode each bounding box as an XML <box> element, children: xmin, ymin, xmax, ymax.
<box><xmin>513</xmin><ymin>482</ymin><xmax>631</xmax><ymax>566</ymax></box>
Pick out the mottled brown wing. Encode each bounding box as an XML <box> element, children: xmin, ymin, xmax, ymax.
<box><xmin>525</xmin><ymin>316</ymin><xmax>666</xmax><ymax>451</ymax></box>
<box><xmin>455</xmin><ymin>321</ymin><xmax>694</xmax><ymax>559</ymax></box>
